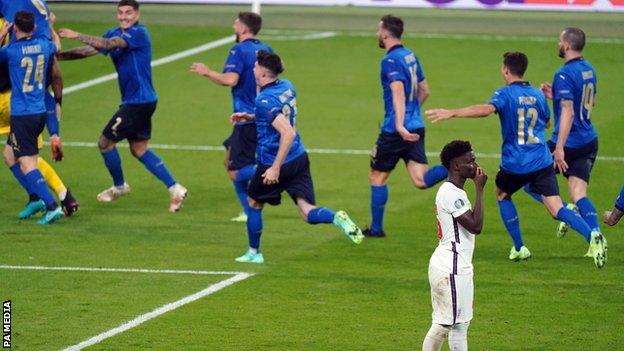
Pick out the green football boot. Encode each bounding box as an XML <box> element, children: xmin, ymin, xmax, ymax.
<box><xmin>231</xmin><ymin>212</ymin><xmax>248</xmax><ymax>223</ymax></box>
<box><xmin>509</xmin><ymin>246</ymin><xmax>531</xmax><ymax>261</ymax></box>
<box><xmin>333</xmin><ymin>210</ymin><xmax>364</xmax><ymax>244</ymax></box>
<box><xmin>588</xmin><ymin>231</ymin><xmax>607</xmax><ymax>269</ymax></box>
<box><xmin>556</xmin><ymin>203</ymin><xmax>578</xmax><ymax>238</ymax></box>
<box><xmin>235</xmin><ymin>250</ymin><xmax>264</xmax><ymax>264</ymax></box>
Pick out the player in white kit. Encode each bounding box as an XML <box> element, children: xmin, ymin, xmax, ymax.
<box><xmin>423</xmin><ymin>140</ymin><xmax>487</xmax><ymax>351</ymax></box>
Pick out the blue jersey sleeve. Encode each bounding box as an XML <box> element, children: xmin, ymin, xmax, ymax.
<box><xmin>381</xmin><ymin>57</ymin><xmax>407</xmax><ymax>84</ymax></box>
<box><xmin>121</xmin><ymin>26</ymin><xmax>149</xmax><ymax>50</ymax></box>
<box><xmin>488</xmin><ymin>88</ymin><xmax>507</xmax><ymax>113</ymax></box>
<box><xmin>256</xmin><ymin>97</ymin><xmax>282</xmax><ymax>123</ymax></box>
<box><xmin>552</xmin><ymin>72</ymin><xmax>574</xmax><ymax>101</ymax></box>
<box><xmin>223</xmin><ymin>46</ymin><xmax>244</xmax><ymax>75</ymax></box>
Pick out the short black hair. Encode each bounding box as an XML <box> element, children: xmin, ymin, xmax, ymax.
<box><xmin>14</xmin><ymin>11</ymin><xmax>34</xmax><ymax>34</ymax></box>
<box><xmin>118</xmin><ymin>0</ymin><xmax>139</xmax><ymax>10</ymax></box>
<box><xmin>440</xmin><ymin>140</ymin><xmax>473</xmax><ymax>170</ymax></box>
<box><xmin>257</xmin><ymin>50</ymin><xmax>284</xmax><ymax>77</ymax></box>
<box><xmin>503</xmin><ymin>51</ymin><xmax>528</xmax><ymax>78</ymax></box>
<box><xmin>562</xmin><ymin>27</ymin><xmax>586</xmax><ymax>51</ymax></box>
<box><xmin>238</xmin><ymin>12</ymin><xmax>262</xmax><ymax>35</ymax></box>
<box><xmin>380</xmin><ymin>15</ymin><xmax>403</xmax><ymax>39</ymax></box>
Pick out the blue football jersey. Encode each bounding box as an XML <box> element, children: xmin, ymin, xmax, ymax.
<box><xmin>0</xmin><ymin>0</ymin><xmax>51</xmax><ymax>41</ymax></box>
<box><xmin>101</xmin><ymin>23</ymin><xmax>157</xmax><ymax>105</ymax></box>
<box><xmin>550</xmin><ymin>57</ymin><xmax>597</xmax><ymax>148</ymax></box>
<box><xmin>223</xmin><ymin>38</ymin><xmax>273</xmax><ymax>117</ymax></box>
<box><xmin>488</xmin><ymin>81</ymin><xmax>553</xmax><ymax>174</ymax></box>
<box><xmin>380</xmin><ymin>45</ymin><xmax>425</xmax><ymax>133</ymax></box>
<box><xmin>255</xmin><ymin>79</ymin><xmax>305</xmax><ymax>166</ymax></box>
<box><xmin>0</xmin><ymin>36</ymin><xmax>55</xmax><ymax>116</ymax></box>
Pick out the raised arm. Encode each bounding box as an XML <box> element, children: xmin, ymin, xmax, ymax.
<box><xmin>58</xmin><ymin>28</ymin><xmax>127</xmax><ymax>51</ymax></box>
<box><xmin>426</xmin><ymin>104</ymin><xmax>496</xmax><ymax>123</ymax></box>
<box><xmin>56</xmin><ymin>45</ymin><xmax>99</xmax><ymax>60</ymax></box>
<box><xmin>190</xmin><ymin>63</ymin><xmax>240</xmax><ymax>87</ymax></box>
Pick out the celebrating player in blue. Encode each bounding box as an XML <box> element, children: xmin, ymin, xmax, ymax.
<box><xmin>0</xmin><ymin>11</ymin><xmax>62</xmax><ymax>224</ymax></box>
<box><xmin>57</xmin><ymin>0</ymin><xmax>187</xmax><ymax>212</ymax></box>
<box><xmin>603</xmin><ymin>186</ymin><xmax>624</xmax><ymax>226</ymax></box>
<box><xmin>230</xmin><ymin>51</ymin><xmax>364</xmax><ymax>264</ymax></box>
<box><xmin>524</xmin><ymin>28</ymin><xmax>603</xmax><ymax>240</ymax></box>
<box><xmin>190</xmin><ymin>12</ymin><xmax>272</xmax><ymax>223</ymax></box>
<box><xmin>426</xmin><ymin>52</ymin><xmax>606</xmax><ymax>269</ymax></box>
<box><xmin>366</xmin><ymin>15</ymin><xmax>447</xmax><ymax>238</ymax></box>
<box><xmin>0</xmin><ymin>0</ymin><xmax>52</xmax><ymax>41</ymax></box>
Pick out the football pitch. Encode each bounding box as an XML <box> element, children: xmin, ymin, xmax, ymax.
<box><xmin>1</xmin><ymin>4</ymin><xmax>623</xmax><ymax>350</ymax></box>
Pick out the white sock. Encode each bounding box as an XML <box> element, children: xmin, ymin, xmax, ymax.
<box><xmin>422</xmin><ymin>324</ymin><xmax>450</xmax><ymax>351</ymax></box>
<box><xmin>448</xmin><ymin>322</ymin><xmax>470</xmax><ymax>351</ymax></box>
<box><xmin>249</xmin><ymin>247</ymin><xmax>258</xmax><ymax>254</ymax></box>
<box><xmin>58</xmin><ymin>188</ymin><xmax>67</xmax><ymax>201</ymax></box>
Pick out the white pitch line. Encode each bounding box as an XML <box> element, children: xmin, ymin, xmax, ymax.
<box><xmin>50</xmin><ymin>141</ymin><xmax>624</xmax><ymax>162</ymax></box>
<box><xmin>0</xmin><ymin>264</ymin><xmax>247</xmax><ymax>276</ymax></box>
<box><xmin>62</xmin><ymin>272</ymin><xmax>253</xmax><ymax>351</ymax></box>
<box><xmin>0</xmin><ymin>265</ymin><xmax>254</xmax><ymax>350</ymax></box>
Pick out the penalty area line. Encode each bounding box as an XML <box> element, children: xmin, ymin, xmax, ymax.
<box><xmin>0</xmin><ymin>265</ymin><xmax>253</xmax><ymax>351</ymax></box>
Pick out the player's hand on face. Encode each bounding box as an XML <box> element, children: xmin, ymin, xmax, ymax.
<box><xmin>190</xmin><ymin>62</ymin><xmax>209</xmax><ymax>76</ymax></box>
<box><xmin>474</xmin><ymin>167</ymin><xmax>488</xmax><ymax>189</ymax></box>
<box><xmin>58</xmin><ymin>28</ymin><xmax>78</xmax><ymax>39</ymax></box>
<box><xmin>552</xmin><ymin>147</ymin><xmax>568</xmax><ymax>173</ymax></box>
<box><xmin>0</xmin><ymin>21</ymin><xmax>12</xmax><ymax>34</ymax></box>
<box><xmin>396</xmin><ymin>126</ymin><xmax>420</xmax><ymax>142</ymax></box>
<box><xmin>262</xmin><ymin>166</ymin><xmax>280</xmax><ymax>185</ymax></box>
<box><xmin>540</xmin><ymin>83</ymin><xmax>553</xmax><ymax>100</ymax></box>
<box><xmin>425</xmin><ymin>109</ymin><xmax>453</xmax><ymax>123</ymax></box>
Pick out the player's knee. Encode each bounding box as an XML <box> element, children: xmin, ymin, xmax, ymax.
<box><xmin>368</xmin><ymin>170</ymin><xmax>387</xmax><ymax>186</ymax></box>
<box><xmin>496</xmin><ymin>188</ymin><xmax>510</xmax><ymax>201</ymax></box>
<box><xmin>247</xmin><ymin>197</ymin><xmax>262</xmax><ymax>210</ymax></box>
<box><xmin>227</xmin><ymin>170</ymin><xmax>237</xmax><ymax>181</ymax></box>
<box><xmin>98</xmin><ymin>135</ymin><xmax>114</xmax><ymax>152</ymax></box>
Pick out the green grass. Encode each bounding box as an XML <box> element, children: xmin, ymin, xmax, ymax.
<box><xmin>1</xmin><ymin>4</ymin><xmax>623</xmax><ymax>350</ymax></box>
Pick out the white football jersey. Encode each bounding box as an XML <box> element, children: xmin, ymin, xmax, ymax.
<box><xmin>430</xmin><ymin>181</ymin><xmax>476</xmax><ymax>275</ymax></box>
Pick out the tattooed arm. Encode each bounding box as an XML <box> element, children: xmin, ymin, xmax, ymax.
<box><xmin>56</xmin><ymin>45</ymin><xmax>99</xmax><ymax>61</ymax></box>
<box><xmin>58</xmin><ymin>28</ymin><xmax>128</xmax><ymax>51</ymax></box>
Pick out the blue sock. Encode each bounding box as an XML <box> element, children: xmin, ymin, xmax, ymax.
<box><xmin>246</xmin><ymin>207</ymin><xmax>263</xmax><ymax>250</ymax></box>
<box><xmin>423</xmin><ymin>165</ymin><xmax>448</xmax><ymax>188</ymax></box>
<box><xmin>523</xmin><ymin>184</ymin><xmax>543</xmax><ymax>203</ymax></box>
<box><xmin>498</xmin><ymin>199</ymin><xmax>523</xmax><ymax>251</ymax></box>
<box><xmin>235</xmin><ymin>164</ymin><xmax>255</xmax><ymax>183</ymax></box>
<box><xmin>25</xmin><ymin>170</ymin><xmax>56</xmax><ymax>210</ymax></box>
<box><xmin>233</xmin><ymin>180</ymin><xmax>250</xmax><ymax>215</ymax></box>
<box><xmin>139</xmin><ymin>149</ymin><xmax>176</xmax><ymax>188</ymax></box>
<box><xmin>101</xmin><ymin>148</ymin><xmax>125</xmax><ymax>187</ymax></box>
<box><xmin>616</xmin><ymin>186</ymin><xmax>624</xmax><ymax>211</ymax></box>
<box><xmin>307</xmin><ymin>207</ymin><xmax>336</xmax><ymax>224</ymax></box>
<box><xmin>370</xmin><ymin>185</ymin><xmax>388</xmax><ymax>233</ymax></box>
<box><xmin>556</xmin><ymin>207</ymin><xmax>592</xmax><ymax>242</ymax></box>
<box><xmin>576</xmin><ymin>197</ymin><xmax>600</xmax><ymax>232</ymax></box>
<box><xmin>10</xmin><ymin>164</ymin><xmax>33</xmax><ymax>196</ymax></box>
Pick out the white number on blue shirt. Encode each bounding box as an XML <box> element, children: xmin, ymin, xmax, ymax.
<box><xmin>517</xmin><ymin>107</ymin><xmax>540</xmax><ymax>145</ymax></box>
<box><xmin>408</xmin><ymin>65</ymin><xmax>418</xmax><ymax>102</ymax></box>
<box><xmin>580</xmin><ymin>82</ymin><xmax>595</xmax><ymax>121</ymax></box>
<box><xmin>21</xmin><ymin>54</ymin><xmax>45</xmax><ymax>93</ymax></box>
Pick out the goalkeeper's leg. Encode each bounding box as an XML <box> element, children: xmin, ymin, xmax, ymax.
<box><xmin>38</xmin><ymin>157</ymin><xmax>66</xmax><ymax>199</ymax></box>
